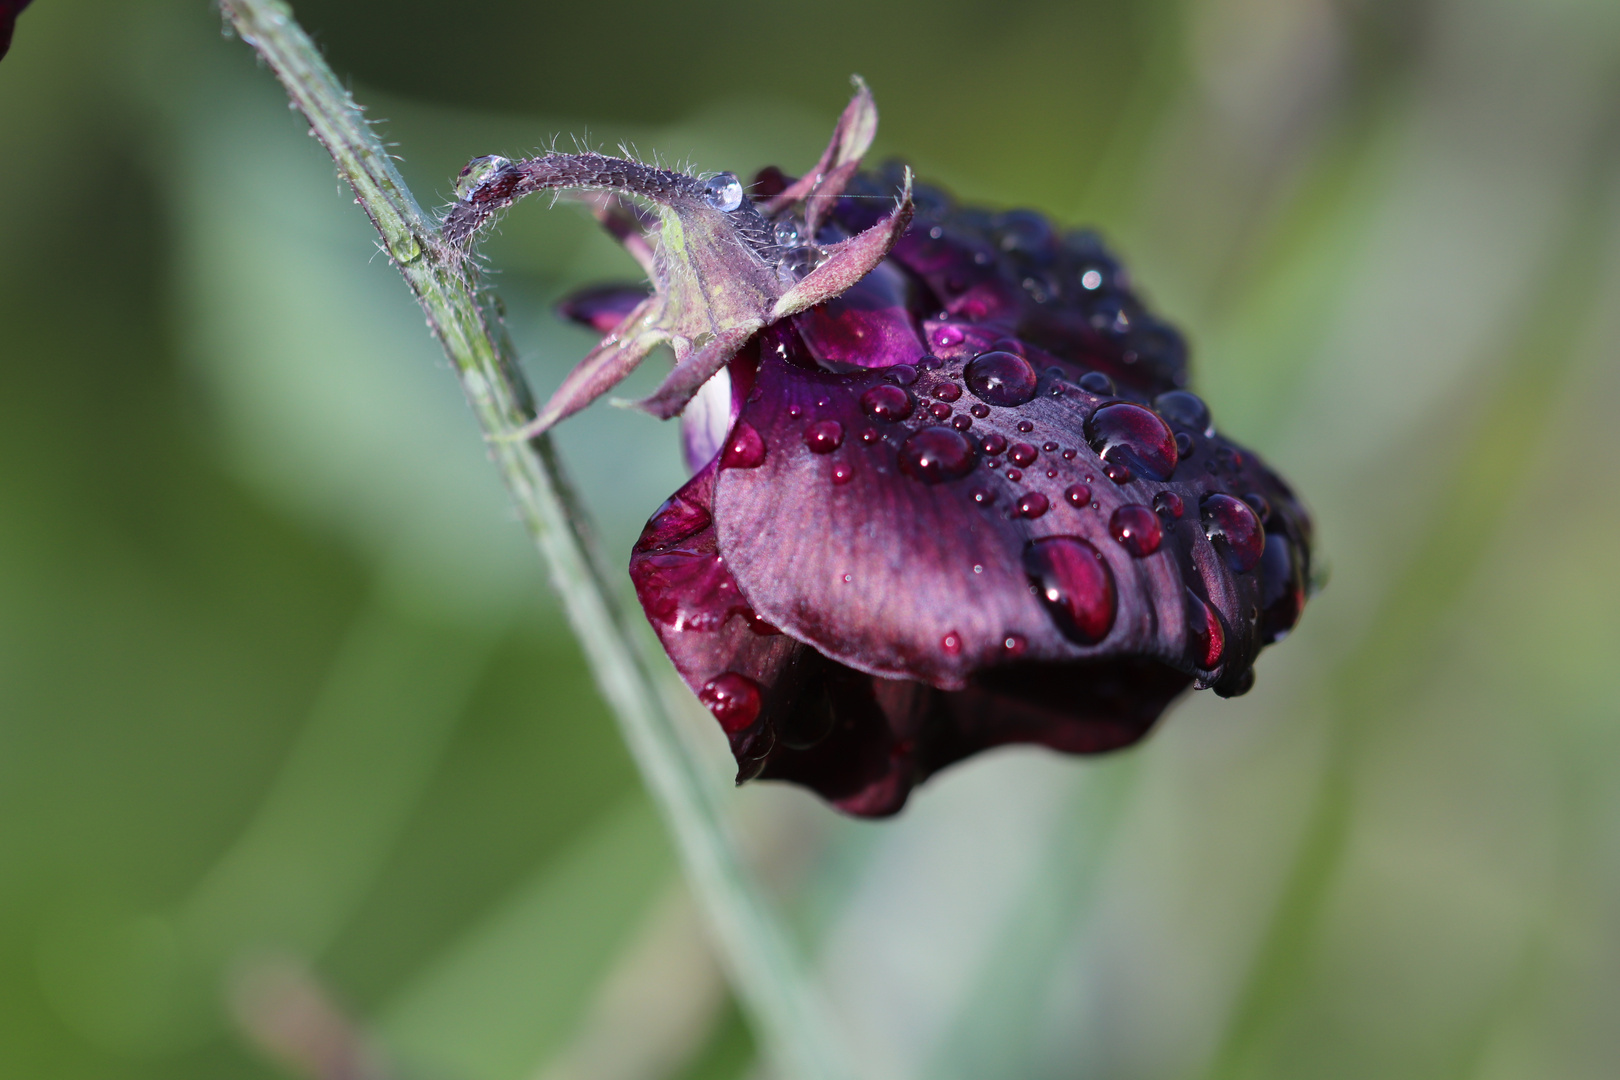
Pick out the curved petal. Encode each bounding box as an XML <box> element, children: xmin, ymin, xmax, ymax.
<box><xmin>712</xmin><ymin>346</ymin><xmax>1303</xmax><ymax>696</ymax></box>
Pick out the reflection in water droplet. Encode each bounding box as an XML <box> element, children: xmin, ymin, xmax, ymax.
<box><xmin>1016</xmin><ymin>492</ymin><xmax>1050</xmax><ymax>519</ymax></box>
<box><xmin>1087</xmin><ymin>402</ymin><xmax>1179</xmax><ymax>481</ymax></box>
<box><xmin>704</xmin><ymin>172</ymin><xmax>744</xmax><ymax>212</ymax></box>
<box><xmin>861</xmin><ymin>384</ymin><xmax>914</xmax><ymax>421</ymax></box>
<box><xmin>981</xmin><ymin>433</ymin><xmax>1007</xmax><ymax>455</ymax></box>
<box><xmin>720</xmin><ymin>422</ymin><xmax>767</xmax><ymax>469</ymax></box>
<box><xmin>1009</xmin><ymin>442</ymin><xmax>1038</xmax><ymax>467</ymax></box>
<box><xmin>1201</xmin><ymin>493</ymin><xmax>1264</xmax><ymax>571</ymax></box>
<box><xmin>1017</xmin><ymin>420</ymin><xmax>1034</xmax><ymax>433</ymax></box>
<box><xmin>1003</xmin><ymin>634</ymin><xmax>1028</xmax><ymax>656</ymax></box>
<box><xmin>951</xmin><ymin>414</ymin><xmax>973</xmax><ymax>431</ymax></box>
<box><xmin>699</xmin><ymin>672</ymin><xmax>762</xmax><ymax>732</ymax></box>
<box><xmin>970</xmin><ymin>404</ymin><xmax>991</xmax><ymax>419</ymax></box>
<box><xmin>1065</xmin><ymin>484</ymin><xmax>1091</xmax><ymax>507</ymax></box>
<box><xmin>804</xmin><ymin>420</ymin><xmax>844</xmax><ymax>453</ymax></box>
<box><xmin>1153</xmin><ymin>491</ymin><xmax>1184</xmax><ymax>518</ymax></box>
<box><xmin>929</xmin><ymin>402</ymin><xmax>952</xmax><ymax>420</ymax></box>
<box><xmin>899</xmin><ymin>427</ymin><xmax>978</xmax><ymax>483</ymax></box>
<box><xmin>1005</xmin><ymin>468</ymin><xmax>1022</xmax><ymax>482</ymax></box>
<box><xmin>1080</xmin><ymin>269</ymin><xmax>1104</xmax><ymax>290</ymax></box>
<box><xmin>455</xmin><ymin>154</ymin><xmax>511</xmax><ymax>200</ymax></box>
<box><xmin>1109</xmin><ymin>504</ymin><xmax>1163</xmax><ymax>556</ymax></box>
<box><xmin>1185</xmin><ymin>591</ymin><xmax>1225</xmax><ymax>669</ymax></box>
<box><xmin>942</xmin><ymin>631</ymin><xmax>963</xmax><ymax>656</ymax></box>
<box><xmin>860</xmin><ymin>427</ymin><xmax>880</xmax><ymax>444</ymax></box>
<box><xmin>831</xmin><ymin>462</ymin><xmax>854</xmax><ymax>485</ymax></box>
<box><xmin>1103</xmin><ymin>461</ymin><xmax>1133</xmax><ymax>484</ymax></box>
<box><xmin>1023</xmin><ymin>536</ymin><xmax>1116</xmax><ymax>645</ymax></box>
<box><xmin>965</xmin><ymin>351</ymin><xmax>1039</xmax><ymax>406</ymax></box>
<box><xmin>971</xmin><ymin>486</ymin><xmax>994</xmax><ymax>505</ymax></box>
<box><xmin>931</xmin><ymin>382</ymin><xmax>963</xmax><ymax>402</ymax></box>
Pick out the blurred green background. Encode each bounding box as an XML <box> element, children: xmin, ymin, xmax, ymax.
<box><xmin>3</xmin><ymin>0</ymin><xmax>1619</xmax><ymax>1078</ymax></box>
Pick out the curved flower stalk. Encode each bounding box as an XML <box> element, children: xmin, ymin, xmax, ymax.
<box><xmin>216</xmin><ymin>4</ymin><xmax>855</xmax><ymax>1079</ymax></box>
<box><xmin>452</xmin><ymin>89</ymin><xmax>1318</xmax><ymax>817</ymax></box>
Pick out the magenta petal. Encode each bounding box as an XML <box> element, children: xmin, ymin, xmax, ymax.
<box><xmin>557</xmin><ymin>283</ymin><xmax>652</xmax><ymax>335</ymax></box>
<box><xmin>791</xmin><ymin>261</ymin><xmax>926</xmax><ymax>370</ymax></box>
<box><xmin>711</xmin><ymin>350</ymin><xmax>1198</xmax><ymax>689</ymax></box>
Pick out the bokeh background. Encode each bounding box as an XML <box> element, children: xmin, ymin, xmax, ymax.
<box><xmin>4</xmin><ymin>0</ymin><xmax>1620</xmax><ymax>1077</ymax></box>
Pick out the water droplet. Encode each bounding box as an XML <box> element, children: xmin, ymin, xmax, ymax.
<box><xmin>950</xmin><ymin>414</ymin><xmax>973</xmax><ymax>431</ymax></box>
<box><xmin>933</xmin><ymin>325</ymin><xmax>965</xmax><ymax>348</ymax></box>
<box><xmin>971</xmin><ymin>486</ymin><xmax>994</xmax><ymax>505</ymax></box>
<box><xmin>1023</xmin><ymin>536</ymin><xmax>1116</xmax><ymax>645</ymax></box>
<box><xmin>1062</xmin><ymin>448</ymin><xmax>1077</xmax><ymax>460</ymax></box>
<box><xmin>1175</xmin><ymin>432</ymin><xmax>1194</xmax><ymax>457</ymax></box>
<box><xmin>981</xmin><ymin>433</ymin><xmax>1007</xmax><ymax>455</ymax></box>
<box><xmin>1201</xmin><ymin>493</ymin><xmax>1264</xmax><ymax>571</ymax></box>
<box><xmin>831</xmin><ymin>461</ymin><xmax>854</xmax><ymax>485</ymax></box>
<box><xmin>1005</xmin><ymin>468</ymin><xmax>1023</xmax><ymax>481</ymax></box>
<box><xmin>931</xmin><ymin>382</ymin><xmax>963</xmax><ymax>402</ymax></box>
<box><xmin>720</xmin><ymin>422</ymin><xmax>767</xmax><ymax>469</ymax></box>
<box><xmin>1017</xmin><ymin>420</ymin><xmax>1034</xmax><ymax>433</ymax></box>
<box><xmin>1016</xmin><ymin>492</ymin><xmax>1050</xmax><ymax>519</ymax></box>
<box><xmin>929</xmin><ymin>401</ymin><xmax>952</xmax><ymax>420</ymax></box>
<box><xmin>804</xmin><ymin>420</ymin><xmax>844</xmax><ymax>453</ymax></box>
<box><xmin>773</xmin><ymin>217</ymin><xmax>802</xmax><ymax>246</ymax></box>
<box><xmin>1080</xmin><ymin>268</ymin><xmax>1104</xmax><ymax>290</ymax></box>
<box><xmin>942</xmin><ymin>631</ymin><xmax>963</xmax><ymax>656</ymax></box>
<box><xmin>704</xmin><ymin>172</ymin><xmax>744</xmax><ymax>212</ymax></box>
<box><xmin>887</xmin><ymin>364</ymin><xmax>919</xmax><ymax>386</ymax></box>
<box><xmin>1065</xmin><ymin>483</ymin><xmax>1091</xmax><ymax>507</ymax></box>
<box><xmin>1153</xmin><ymin>491</ymin><xmax>1184</xmax><ymax>518</ymax></box>
<box><xmin>1109</xmin><ymin>504</ymin><xmax>1163</xmax><ymax>556</ymax></box>
<box><xmin>861</xmin><ymin>384</ymin><xmax>914</xmax><ymax>421</ymax></box>
<box><xmin>699</xmin><ymin>672</ymin><xmax>762</xmax><ymax>733</ymax></box>
<box><xmin>860</xmin><ymin>427</ymin><xmax>880</xmax><ymax>444</ymax></box>
<box><xmin>899</xmin><ymin>426</ymin><xmax>978</xmax><ymax>483</ymax></box>
<box><xmin>1244</xmin><ymin>493</ymin><xmax>1272</xmax><ymax>523</ymax></box>
<box><xmin>964</xmin><ymin>351</ymin><xmax>1038</xmax><ymax>406</ymax></box>
<box><xmin>1154</xmin><ymin>390</ymin><xmax>1212</xmax><ymax>435</ymax></box>
<box><xmin>1009</xmin><ymin>442</ymin><xmax>1038</xmax><ymax>467</ymax></box>
<box><xmin>455</xmin><ymin>154</ymin><xmax>511</xmax><ymax>200</ymax></box>
<box><xmin>1046</xmin><ymin>469</ymin><xmax>1059</xmax><ymax>478</ymax></box>
<box><xmin>970</xmin><ymin>403</ymin><xmax>990</xmax><ymax>419</ymax></box>
<box><xmin>1079</xmin><ymin>371</ymin><xmax>1115</xmax><ymax>395</ymax></box>
<box><xmin>1003</xmin><ymin>634</ymin><xmax>1028</xmax><ymax>656</ymax></box>
<box><xmin>1043</xmin><ymin>441</ymin><xmax>1060</xmax><ymax>453</ymax></box>
<box><xmin>1086</xmin><ymin>402</ymin><xmax>1178</xmax><ymax>481</ymax></box>
<box><xmin>1185</xmin><ymin>591</ymin><xmax>1225</xmax><ymax>668</ymax></box>
<box><xmin>788</xmin><ymin>404</ymin><xmax>802</xmax><ymax>419</ymax></box>
<box><xmin>917</xmin><ymin>354</ymin><xmax>944</xmax><ymax>370</ymax></box>
<box><xmin>388</xmin><ymin>230</ymin><xmax>423</xmax><ymax>263</ymax></box>
<box><xmin>1103</xmin><ymin>461</ymin><xmax>1133</xmax><ymax>484</ymax></box>
<box><xmin>842</xmin><ymin>573</ymin><xmax>853</xmax><ymax>583</ymax></box>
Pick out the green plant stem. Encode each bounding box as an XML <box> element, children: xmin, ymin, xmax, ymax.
<box><xmin>216</xmin><ymin>4</ymin><xmax>852</xmax><ymax>1078</ymax></box>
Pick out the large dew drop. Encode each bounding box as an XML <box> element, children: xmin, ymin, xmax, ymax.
<box><xmin>699</xmin><ymin>672</ymin><xmax>762</xmax><ymax>732</ymax></box>
<box><xmin>1185</xmin><ymin>590</ymin><xmax>1225</xmax><ymax>669</ymax></box>
<box><xmin>455</xmin><ymin>155</ymin><xmax>512</xmax><ymax>200</ymax></box>
<box><xmin>719</xmin><ymin>422</ymin><xmax>767</xmax><ymax>469</ymax></box>
<box><xmin>703</xmin><ymin>172</ymin><xmax>744</xmax><ymax>212</ymax></box>
<box><xmin>1086</xmin><ymin>403</ymin><xmax>1179</xmax><ymax>481</ymax></box>
<box><xmin>861</xmin><ymin>384</ymin><xmax>914</xmax><ymax>421</ymax></box>
<box><xmin>899</xmin><ymin>427</ymin><xmax>978</xmax><ymax>483</ymax></box>
<box><xmin>1200</xmin><ymin>493</ymin><xmax>1264</xmax><ymax>571</ymax></box>
<box><xmin>1023</xmin><ymin>536</ymin><xmax>1117</xmax><ymax>645</ymax></box>
<box><xmin>964</xmin><ymin>351</ymin><xmax>1038</xmax><ymax>406</ymax></box>
<box><xmin>1109</xmin><ymin>504</ymin><xmax>1162</xmax><ymax>557</ymax></box>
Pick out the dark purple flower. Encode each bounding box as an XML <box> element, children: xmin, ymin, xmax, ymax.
<box><xmin>448</xmin><ymin>85</ymin><xmax>1315</xmax><ymax>817</ymax></box>
<box><xmin>1</xmin><ymin>0</ymin><xmax>33</xmax><ymax>61</ymax></box>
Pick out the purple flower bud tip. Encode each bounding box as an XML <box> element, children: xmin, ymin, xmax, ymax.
<box><xmin>485</xmin><ymin>84</ymin><xmax>1317</xmax><ymax>816</ymax></box>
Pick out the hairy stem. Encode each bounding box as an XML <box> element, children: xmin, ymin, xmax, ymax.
<box><xmin>216</xmin><ymin>4</ymin><xmax>852</xmax><ymax>1078</ymax></box>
